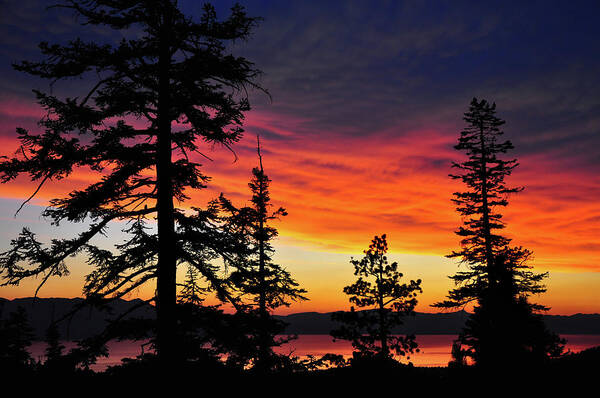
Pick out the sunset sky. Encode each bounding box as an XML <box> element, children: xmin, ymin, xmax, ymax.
<box><xmin>0</xmin><ymin>0</ymin><xmax>599</xmax><ymax>315</ymax></box>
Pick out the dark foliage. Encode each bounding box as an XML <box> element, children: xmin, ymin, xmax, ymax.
<box><xmin>434</xmin><ymin>98</ymin><xmax>546</xmax><ymax>309</ymax></box>
<box><xmin>44</xmin><ymin>323</ymin><xmax>65</xmax><ymax>364</ymax></box>
<box><xmin>38</xmin><ymin>321</ymin><xmax>109</xmax><ymax>374</ymax></box>
<box><xmin>215</xmin><ymin>137</ymin><xmax>307</xmax><ymax>371</ymax></box>
<box><xmin>0</xmin><ymin>306</ymin><xmax>35</xmax><ymax>373</ymax></box>
<box><xmin>0</xmin><ymin>0</ymin><xmax>267</xmax><ymax>363</ymax></box>
<box><xmin>331</xmin><ymin>235</ymin><xmax>422</xmax><ymax>363</ymax></box>
<box><xmin>453</xmin><ymin>254</ymin><xmax>565</xmax><ymax>368</ymax></box>
<box><xmin>39</xmin><ymin>322</ymin><xmax>73</xmax><ymax>373</ymax></box>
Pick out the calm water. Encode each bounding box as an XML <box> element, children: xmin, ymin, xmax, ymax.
<box><xmin>29</xmin><ymin>334</ymin><xmax>600</xmax><ymax>371</ymax></box>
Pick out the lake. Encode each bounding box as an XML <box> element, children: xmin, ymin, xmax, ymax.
<box><xmin>29</xmin><ymin>334</ymin><xmax>600</xmax><ymax>371</ymax></box>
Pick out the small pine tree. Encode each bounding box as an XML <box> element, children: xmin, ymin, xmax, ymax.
<box><xmin>331</xmin><ymin>235</ymin><xmax>422</xmax><ymax>363</ymax></box>
<box><xmin>44</xmin><ymin>323</ymin><xmax>65</xmax><ymax>365</ymax></box>
<box><xmin>218</xmin><ymin>136</ymin><xmax>307</xmax><ymax>371</ymax></box>
<box><xmin>0</xmin><ymin>307</ymin><xmax>35</xmax><ymax>373</ymax></box>
<box><xmin>178</xmin><ymin>266</ymin><xmax>208</xmax><ymax>307</ymax></box>
<box><xmin>41</xmin><ymin>322</ymin><xmax>81</xmax><ymax>374</ymax></box>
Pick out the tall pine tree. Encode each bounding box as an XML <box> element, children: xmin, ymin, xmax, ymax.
<box><xmin>0</xmin><ymin>1</ymin><xmax>266</xmax><ymax>365</ymax></box>
<box><xmin>434</xmin><ymin>97</ymin><xmax>546</xmax><ymax>308</ymax></box>
<box><xmin>435</xmin><ymin>98</ymin><xmax>563</xmax><ymax>366</ymax></box>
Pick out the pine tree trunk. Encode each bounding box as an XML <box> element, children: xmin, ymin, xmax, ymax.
<box><xmin>377</xmin><ymin>262</ymin><xmax>388</xmax><ymax>359</ymax></box>
<box><xmin>479</xmin><ymin>128</ymin><xmax>495</xmax><ymax>285</ymax></box>
<box><xmin>258</xmin><ymin>175</ymin><xmax>269</xmax><ymax>370</ymax></box>
<box><xmin>378</xmin><ymin>303</ymin><xmax>388</xmax><ymax>358</ymax></box>
<box><xmin>479</xmin><ymin>126</ymin><xmax>505</xmax><ymax>366</ymax></box>
<box><xmin>156</xmin><ymin>7</ymin><xmax>176</xmax><ymax>366</ymax></box>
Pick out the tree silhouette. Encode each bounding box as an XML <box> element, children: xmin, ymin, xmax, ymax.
<box><xmin>40</xmin><ymin>322</ymin><xmax>84</xmax><ymax>374</ymax></box>
<box><xmin>0</xmin><ymin>307</ymin><xmax>35</xmax><ymax>373</ymax></box>
<box><xmin>435</xmin><ymin>97</ymin><xmax>538</xmax><ymax>307</ymax></box>
<box><xmin>178</xmin><ymin>266</ymin><xmax>208</xmax><ymax>308</ymax></box>
<box><xmin>217</xmin><ymin>136</ymin><xmax>307</xmax><ymax>371</ymax></box>
<box><xmin>331</xmin><ymin>235</ymin><xmax>422</xmax><ymax>363</ymax></box>
<box><xmin>457</xmin><ymin>254</ymin><xmax>565</xmax><ymax>368</ymax></box>
<box><xmin>435</xmin><ymin>98</ymin><xmax>563</xmax><ymax>366</ymax></box>
<box><xmin>0</xmin><ymin>0</ymin><xmax>266</xmax><ymax>365</ymax></box>
<box><xmin>43</xmin><ymin>323</ymin><xmax>65</xmax><ymax>366</ymax></box>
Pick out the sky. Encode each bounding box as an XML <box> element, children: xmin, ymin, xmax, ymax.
<box><xmin>0</xmin><ymin>0</ymin><xmax>599</xmax><ymax>315</ymax></box>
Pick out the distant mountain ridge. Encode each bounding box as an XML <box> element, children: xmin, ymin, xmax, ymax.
<box><xmin>272</xmin><ymin>310</ymin><xmax>472</xmax><ymax>335</ymax></box>
<box><xmin>0</xmin><ymin>297</ymin><xmax>155</xmax><ymax>340</ymax></box>
<box><xmin>1</xmin><ymin>297</ymin><xmax>599</xmax><ymax>340</ymax></box>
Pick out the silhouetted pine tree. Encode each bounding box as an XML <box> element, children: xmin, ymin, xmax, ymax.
<box><xmin>44</xmin><ymin>323</ymin><xmax>65</xmax><ymax>365</ymax></box>
<box><xmin>41</xmin><ymin>322</ymin><xmax>83</xmax><ymax>374</ymax></box>
<box><xmin>435</xmin><ymin>97</ymin><xmax>536</xmax><ymax>307</ymax></box>
<box><xmin>331</xmin><ymin>235</ymin><xmax>422</xmax><ymax>364</ymax></box>
<box><xmin>0</xmin><ymin>307</ymin><xmax>35</xmax><ymax>373</ymax></box>
<box><xmin>178</xmin><ymin>266</ymin><xmax>208</xmax><ymax>308</ymax></box>
<box><xmin>172</xmin><ymin>266</ymin><xmax>215</xmax><ymax>362</ymax></box>
<box><xmin>171</xmin><ymin>266</ymin><xmax>251</xmax><ymax>368</ymax></box>
<box><xmin>435</xmin><ymin>98</ymin><xmax>563</xmax><ymax>367</ymax></box>
<box><xmin>0</xmin><ymin>0</ymin><xmax>266</xmax><ymax>365</ymax></box>
<box><xmin>457</xmin><ymin>252</ymin><xmax>564</xmax><ymax>368</ymax></box>
<box><xmin>217</xmin><ymin>137</ymin><xmax>307</xmax><ymax>371</ymax></box>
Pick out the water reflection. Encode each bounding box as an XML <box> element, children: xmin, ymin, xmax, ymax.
<box><xmin>28</xmin><ymin>334</ymin><xmax>600</xmax><ymax>371</ymax></box>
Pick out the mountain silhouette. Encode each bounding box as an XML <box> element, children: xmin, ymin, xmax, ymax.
<box><xmin>0</xmin><ymin>297</ymin><xmax>155</xmax><ymax>340</ymax></box>
<box><xmin>1</xmin><ymin>297</ymin><xmax>599</xmax><ymax>340</ymax></box>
